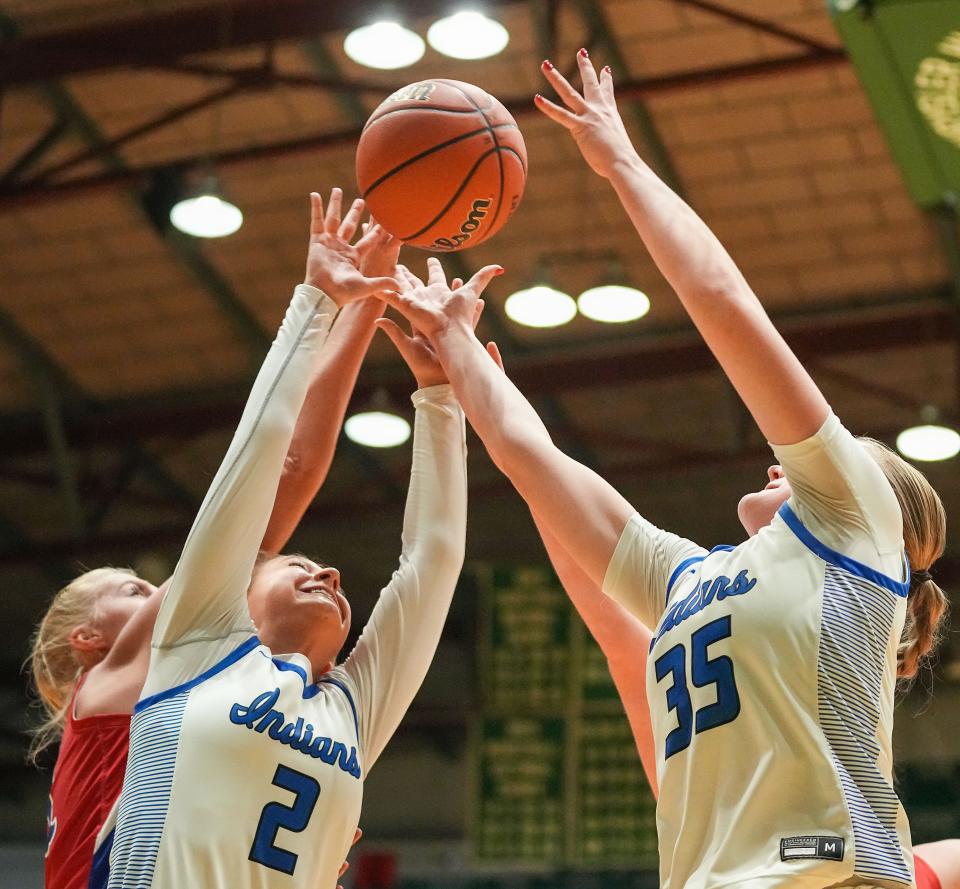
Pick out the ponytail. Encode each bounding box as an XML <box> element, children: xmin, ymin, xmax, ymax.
<box><xmin>859</xmin><ymin>438</ymin><xmax>949</xmax><ymax>682</ymax></box>
<box><xmin>899</xmin><ymin>573</ymin><xmax>949</xmax><ymax>681</ymax></box>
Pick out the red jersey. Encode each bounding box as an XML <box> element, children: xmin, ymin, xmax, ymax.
<box><xmin>915</xmin><ymin>855</ymin><xmax>943</xmax><ymax>889</ymax></box>
<box><xmin>45</xmin><ymin>676</ymin><xmax>129</xmax><ymax>889</ymax></box>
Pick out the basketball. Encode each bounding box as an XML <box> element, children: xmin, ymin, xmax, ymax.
<box><xmin>356</xmin><ymin>79</ymin><xmax>527</xmax><ymax>252</ymax></box>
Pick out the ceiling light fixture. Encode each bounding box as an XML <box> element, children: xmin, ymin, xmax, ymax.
<box><xmin>505</xmin><ymin>284</ymin><xmax>577</xmax><ymax>328</ymax></box>
<box><xmin>427</xmin><ymin>10</ymin><xmax>509</xmax><ymax>60</ymax></box>
<box><xmin>344</xmin><ymin>21</ymin><xmax>426</xmax><ymax>69</ymax></box>
<box><xmin>896</xmin><ymin>423</ymin><xmax>960</xmax><ymax>462</ymax></box>
<box><xmin>577</xmin><ymin>284</ymin><xmax>650</xmax><ymax>324</ymax></box>
<box><xmin>169</xmin><ymin>178</ymin><xmax>243</xmax><ymax>238</ymax></box>
<box><xmin>345</xmin><ymin>410</ymin><xmax>411</xmax><ymax>448</ymax></box>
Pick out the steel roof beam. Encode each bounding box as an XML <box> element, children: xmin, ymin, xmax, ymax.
<box><xmin>672</xmin><ymin>0</ymin><xmax>838</xmax><ymax>54</ymax></box>
<box><xmin>39</xmin><ymin>82</ymin><xmax>272</xmax><ymax>363</ymax></box>
<box><xmin>0</xmin><ymin>49</ymin><xmax>846</xmax><ymax>211</ymax></box>
<box><xmin>7</xmin><ymin>420</ymin><xmax>958</xmax><ymax>570</ymax></box>
<box><xmin>1</xmin><ymin>0</ymin><xmax>518</xmax><ymax>87</ymax></box>
<box><xmin>0</xmin><ymin>115</ymin><xmax>69</xmax><ymax>185</ymax></box>
<box><xmin>0</xmin><ymin>291</ymin><xmax>950</xmax><ymax>458</ymax></box>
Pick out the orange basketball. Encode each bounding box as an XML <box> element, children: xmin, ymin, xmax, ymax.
<box><xmin>356</xmin><ymin>79</ymin><xmax>527</xmax><ymax>252</ymax></box>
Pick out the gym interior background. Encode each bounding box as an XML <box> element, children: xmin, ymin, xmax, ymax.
<box><xmin>1</xmin><ymin>1</ymin><xmax>959</xmax><ymax>886</ymax></box>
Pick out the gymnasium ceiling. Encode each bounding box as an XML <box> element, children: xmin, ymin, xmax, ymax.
<box><xmin>1</xmin><ymin>0</ymin><xmax>959</xmax><ymax>771</ymax></box>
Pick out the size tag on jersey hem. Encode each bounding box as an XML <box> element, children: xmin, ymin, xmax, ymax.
<box><xmin>780</xmin><ymin>836</ymin><xmax>845</xmax><ymax>861</ymax></box>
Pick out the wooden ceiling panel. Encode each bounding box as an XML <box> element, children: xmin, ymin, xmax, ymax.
<box><xmin>0</xmin><ymin>0</ymin><xmax>955</xmax><ymax>573</ymax></box>
<box><xmin>562</xmin><ymin>372</ymin><xmax>739</xmax><ymax>457</ymax></box>
<box><xmin>2</xmin><ymin>230</ymin><xmax>105</xmax><ymax>283</ymax></box>
<box><xmin>2</xmin><ymin>0</ymin><xmax>135</xmax><ymax>33</ymax></box>
<box><xmin>672</xmin><ymin>143</ymin><xmax>747</xmax><ymax>181</ymax></box>
<box><xmin>793</xmin><ymin>256</ymin><xmax>907</xmax><ymax>303</ymax></box>
<box><xmin>15</xmin><ymin>187</ymin><xmax>133</xmax><ymax>235</ymax></box>
<box><xmin>65</xmin><ymin>67</ymin><xmax>215</xmax><ymax>121</ymax></box>
<box><xmin>0</xmin><ymin>209</ymin><xmax>38</xmax><ymax>247</ymax></box>
<box><xmin>632</xmin><ymin>22</ymin><xmax>766</xmax><ymax>79</ymax></box>
<box><xmin>605</xmin><ymin>0</ymin><xmax>689</xmax><ymax>43</ymax></box>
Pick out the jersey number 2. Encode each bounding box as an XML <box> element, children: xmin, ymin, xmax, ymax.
<box><xmin>654</xmin><ymin>615</ymin><xmax>741</xmax><ymax>758</ymax></box>
<box><xmin>249</xmin><ymin>765</ymin><xmax>320</xmax><ymax>875</ymax></box>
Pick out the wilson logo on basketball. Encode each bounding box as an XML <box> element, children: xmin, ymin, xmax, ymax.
<box><xmin>432</xmin><ymin>198</ymin><xmax>493</xmax><ymax>251</ymax></box>
<box><xmin>388</xmin><ymin>83</ymin><xmax>437</xmax><ymax>103</ymax></box>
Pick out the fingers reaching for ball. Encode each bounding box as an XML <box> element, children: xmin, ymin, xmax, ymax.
<box><xmin>339</xmin><ymin>198</ymin><xmax>365</xmax><ymax>241</ymax></box>
<box><xmin>323</xmin><ymin>187</ymin><xmax>344</xmax><ymax>234</ymax></box>
<box><xmin>536</xmin><ymin>53</ymin><xmax>635</xmax><ymax>179</ymax></box>
<box><xmin>461</xmin><ymin>264</ymin><xmax>505</xmax><ymax>298</ymax></box>
<box><xmin>426</xmin><ymin>257</ymin><xmax>448</xmax><ymax>287</ymax></box>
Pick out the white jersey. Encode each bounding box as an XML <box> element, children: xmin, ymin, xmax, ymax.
<box><xmin>95</xmin><ymin>285</ymin><xmax>468</xmax><ymax>889</ymax></box>
<box><xmin>604</xmin><ymin>412</ymin><xmax>914</xmax><ymax>889</ymax></box>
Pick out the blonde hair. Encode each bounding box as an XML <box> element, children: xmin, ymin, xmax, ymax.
<box><xmin>28</xmin><ymin>567</ymin><xmax>136</xmax><ymax>763</ymax></box>
<box><xmin>860</xmin><ymin>439</ymin><xmax>949</xmax><ymax>681</ymax></box>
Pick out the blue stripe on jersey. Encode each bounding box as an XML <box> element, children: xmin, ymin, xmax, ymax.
<box><xmin>778</xmin><ymin>503</ymin><xmax>909</xmax><ymax>598</ymax></box>
<box><xmin>666</xmin><ymin>556</ymin><xmax>706</xmax><ymax>601</ymax></box>
<box><xmin>817</xmin><ymin>564</ymin><xmax>911</xmax><ymax>885</ymax></box>
<box><xmin>318</xmin><ymin>678</ymin><xmax>360</xmax><ymax>743</ymax></box>
<box><xmin>88</xmin><ymin>827</ymin><xmax>113</xmax><ymax>889</ymax></box>
<box><xmin>270</xmin><ymin>656</ymin><xmax>360</xmax><ymax>743</ymax></box>
<box><xmin>107</xmin><ymin>692</ymin><xmax>189</xmax><ymax>888</ymax></box>
<box><xmin>135</xmin><ymin>635</ymin><xmax>261</xmax><ymax>713</ymax></box>
<box><xmin>270</xmin><ymin>654</ymin><xmax>315</xmax><ymax>689</ymax></box>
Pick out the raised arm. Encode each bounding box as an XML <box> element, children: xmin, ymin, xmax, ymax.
<box><xmin>382</xmin><ymin>259</ymin><xmax>635</xmax><ymax>592</ymax></box>
<box><xmin>148</xmin><ymin>192</ymin><xmax>398</xmax><ymax>663</ymax></box>
<box><xmin>339</xmin><ymin>297</ymin><xmax>470</xmax><ymax>768</ymax></box>
<box><xmin>262</xmin><ymin>217</ymin><xmax>401</xmax><ymax>554</ymax></box>
<box><xmin>532</xmin><ymin>511</ymin><xmax>658</xmax><ymax>795</ymax></box>
<box><xmin>536</xmin><ymin>53</ymin><xmax>829</xmax><ymax>446</ymax></box>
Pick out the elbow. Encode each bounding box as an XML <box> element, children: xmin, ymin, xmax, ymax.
<box><xmin>256</xmin><ymin>412</ymin><xmax>298</xmax><ymax>456</ymax></box>
<box><xmin>689</xmin><ymin>271</ymin><xmax>753</xmax><ymax>310</ymax></box>
<box><xmin>414</xmin><ymin>527</ymin><xmax>466</xmax><ymax>581</ymax></box>
<box><xmin>280</xmin><ymin>449</ymin><xmax>305</xmax><ymax>484</ymax></box>
<box><xmin>492</xmin><ymin>428</ymin><xmax>552</xmax><ymax>481</ymax></box>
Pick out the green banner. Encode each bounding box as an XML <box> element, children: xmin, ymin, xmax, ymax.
<box><xmin>472</xmin><ymin>566</ymin><xmax>658</xmax><ymax>869</ymax></box>
<box><xmin>829</xmin><ymin>0</ymin><xmax>960</xmax><ymax>207</ymax></box>
<box><xmin>573</xmin><ymin>709</ymin><xmax>658</xmax><ymax>868</ymax></box>
<box><xmin>474</xmin><ymin>716</ymin><xmax>567</xmax><ymax>863</ymax></box>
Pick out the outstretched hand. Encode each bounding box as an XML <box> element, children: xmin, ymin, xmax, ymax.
<box><xmin>304</xmin><ymin>189</ymin><xmax>400</xmax><ymax>306</ymax></box>
<box><xmin>535</xmin><ymin>51</ymin><xmax>636</xmax><ymax>179</ymax></box>
<box><xmin>377</xmin><ymin>256</ymin><xmax>503</xmax><ymax>345</ymax></box>
<box><xmin>375</xmin><ymin>265</ymin><xmax>490</xmax><ymax>389</ymax></box>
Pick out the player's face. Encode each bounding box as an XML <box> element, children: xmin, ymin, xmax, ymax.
<box><xmin>248</xmin><ymin>555</ymin><xmax>352</xmax><ymax>673</ymax></box>
<box><xmin>737</xmin><ymin>465</ymin><xmax>792</xmax><ymax>536</ymax></box>
<box><xmin>71</xmin><ymin>572</ymin><xmax>157</xmax><ymax>657</ymax></box>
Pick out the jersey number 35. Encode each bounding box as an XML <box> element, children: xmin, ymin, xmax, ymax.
<box><xmin>654</xmin><ymin>615</ymin><xmax>741</xmax><ymax>758</ymax></box>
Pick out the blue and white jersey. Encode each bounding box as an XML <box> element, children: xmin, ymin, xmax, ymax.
<box><xmin>96</xmin><ymin>285</ymin><xmax>468</xmax><ymax>889</ymax></box>
<box><xmin>604</xmin><ymin>413</ymin><xmax>914</xmax><ymax>889</ymax></box>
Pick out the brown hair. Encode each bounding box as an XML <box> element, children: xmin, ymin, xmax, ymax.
<box><xmin>860</xmin><ymin>438</ymin><xmax>949</xmax><ymax>681</ymax></box>
<box><xmin>27</xmin><ymin>567</ymin><xmax>136</xmax><ymax>763</ymax></box>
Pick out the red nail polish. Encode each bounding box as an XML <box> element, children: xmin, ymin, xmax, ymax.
<box><xmin>579</xmin><ymin>47</ymin><xmax>589</xmax><ymax>58</ymax></box>
<box><xmin>534</xmin><ymin>93</ymin><xmax>543</xmax><ymax>101</ymax></box>
<box><xmin>542</xmin><ymin>59</ymin><xmax>554</xmax><ymax>70</ymax></box>
<box><xmin>603</xmin><ymin>65</ymin><xmax>612</xmax><ymax>73</ymax></box>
